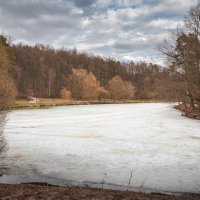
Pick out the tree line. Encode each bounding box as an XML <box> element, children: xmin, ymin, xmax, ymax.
<box><xmin>11</xmin><ymin>43</ymin><xmax>173</xmax><ymax>101</ymax></box>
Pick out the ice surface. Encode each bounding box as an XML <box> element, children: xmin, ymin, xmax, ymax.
<box><xmin>0</xmin><ymin>103</ymin><xmax>200</xmax><ymax>193</ymax></box>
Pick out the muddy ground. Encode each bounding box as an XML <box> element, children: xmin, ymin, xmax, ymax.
<box><xmin>0</xmin><ymin>184</ymin><xmax>200</xmax><ymax>200</ymax></box>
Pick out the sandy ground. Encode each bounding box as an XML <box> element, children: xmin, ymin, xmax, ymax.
<box><xmin>0</xmin><ymin>184</ymin><xmax>200</xmax><ymax>200</ymax></box>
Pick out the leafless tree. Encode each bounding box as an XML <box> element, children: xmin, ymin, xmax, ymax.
<box><xmin>0</xmin><ymin>35</ymin><xmax>16</xmax><ymax>159</ymax></box>
<box><xmin>0</xmin><ymin>112</ymin><xmax>7</xmax><ymax>159</ymax></box>
<box><xmin>158</xmin><ymin>1</ymin><xmax>200</xmax><ymax>112</ymax></box>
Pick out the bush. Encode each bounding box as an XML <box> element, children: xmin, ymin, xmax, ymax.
<box><xmin>68</xmin><ymin>68</ymin><xmax>100</xmax><ymax>100</ymax></box>
<box><xmin>96</xmin><ymin>87</ymin><xmax>110</xmax><ymax>100</ymax></box>
<box><xmin>108</xmin><ymin>76</ymin><xmax>135</xmax><ymax>100</ymax></box>
<box><xmin>60</xmin><ymin>87</ymin><xmax>71</xmax><ymax>100</ymax></box>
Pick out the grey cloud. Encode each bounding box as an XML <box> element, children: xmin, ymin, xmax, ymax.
<box><xmin>72</xmin><ymin>0</ymin><xmax>97</xmax><ymax>7</ymax></box>
<box><xmin>0</xmin><ymin>0</ymin><xmax>195</xmax><ymax>63</ymax></box>
<box><xmin>0</xmin><ymin>1</ymin><xmax>72</xmax><ymax>19</ymax></box>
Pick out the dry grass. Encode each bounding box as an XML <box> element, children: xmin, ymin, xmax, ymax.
<box><xmin>13</xmin><ymin>98</ymin><xmax>163</xmax><ymax>110</ymax></box>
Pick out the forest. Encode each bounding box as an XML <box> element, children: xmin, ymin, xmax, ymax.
<box><xmin>2</xmin><ymin>39</ymin><xmax>174</xmax><ymax>101</ymax></box>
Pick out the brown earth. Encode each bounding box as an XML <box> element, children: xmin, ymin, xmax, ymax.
<box><xmin>0</xmin><ymin>184</ymin><xmax>200</xmax><ymax>200</ymax></box>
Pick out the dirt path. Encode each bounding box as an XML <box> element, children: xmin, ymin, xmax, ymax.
<box><xmin>0</xmin><ymin>184</ymin><xmax>199</xmax><ymax>200</ymax></box>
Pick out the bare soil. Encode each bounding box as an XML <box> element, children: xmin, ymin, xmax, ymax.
<box><xmin>0</xmin><ymin>184</ymin><xmax>200</xmax><ymax>200</ymax></box>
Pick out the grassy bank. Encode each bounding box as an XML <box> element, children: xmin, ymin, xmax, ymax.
<box><xmin>13</xmin><ymin>98</ymin><xmax>161</xmax><ymax>110</ymax></box>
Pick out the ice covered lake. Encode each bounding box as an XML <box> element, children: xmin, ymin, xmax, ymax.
<box><xmin>0</xmin><ymin>103</ymin><xmax>200</xmax><ymax>194</ymax></box>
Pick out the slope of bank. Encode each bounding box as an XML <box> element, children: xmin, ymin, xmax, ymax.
<box><xmin>174</xmin><ymin>104</ymin><xmax>200</xmax><ymax>120</ymax></box>
<box><xmin>0</xmin><ymin>184</ymin><xmax>200</xmax><ymax>200</ymax></box>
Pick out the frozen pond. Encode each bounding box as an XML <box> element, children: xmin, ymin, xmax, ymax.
<box><xmin>0</xmin><ymin>103</ymin><xmax>200</xmax><ymax>194</ymax></box>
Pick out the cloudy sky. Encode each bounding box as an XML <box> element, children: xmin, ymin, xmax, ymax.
<box><xmin>0</xmin><ymin>0</ymin><xmax>196</xmax><ymax>63</ymax></box>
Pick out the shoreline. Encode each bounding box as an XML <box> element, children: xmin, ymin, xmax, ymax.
<box><xmin>0</xmin><ymin>183</ymin><xmax>199</xmax><ymax>200</ymax></box>
<box><xmin>12</xmin><ymin>100</ymin><xmax>200</xmax><ymax>121</ymax></box>
<box><xmin>13</xmin><ymin>99</ymin><xmax>164</xmax><ymax>110</ymax></box>
<box><xmin>174</xmin><ymin>104</ymin><xmax>200</xmax><ymax>120</ymax></box>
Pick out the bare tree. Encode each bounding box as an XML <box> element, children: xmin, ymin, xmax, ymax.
<box><xmin>0</xmin><ymin>112</ymin><xmax>7</xmax><ymax>159</ymax></box>
<box><xmin>0</xmin><ymin>73</ymin><xmax>15</xmax><ymax>159</ymax></box>
<box><xmin>158</xmin><ymin>2</ymin><xmax>200</xmax><ymax>112</ymax></box>
<box><xmin>0</xmin><ymin>35</ymin><xmax>16</xmax><ymax>159</ymax></box>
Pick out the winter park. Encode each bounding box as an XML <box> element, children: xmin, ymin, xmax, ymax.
<box><xmin>0</xmin><ymin>1</ymin><xmax>200</xmax><ymax>199</ymax></box>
